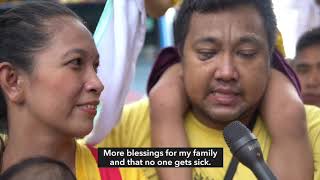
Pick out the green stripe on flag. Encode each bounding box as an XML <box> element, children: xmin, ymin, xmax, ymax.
<box><xmin>94</xmin><ymin>0</ymin><xmax>113</xmax><ymax>45</ymax></box>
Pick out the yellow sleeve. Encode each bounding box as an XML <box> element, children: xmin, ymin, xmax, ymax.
<box><xmin>97</xmin><ymin>99</ymin><xmax>151</xmax><ymax>180</ymax></box>
<box><xmin>276</xmin><ymin>30</ymin><xmax>286</xmax><ymax>57</ymax></box>
<box><xmin>97</xmin><ymin>98</ymin><xmax>151</xmax><ymax>148</ymax></box>
<box><xmin>119</xmin><ymin>168</ymin><xmax>148</xmax><ymax>180</ymax></box>
<box><xmin>305</xmin><ymin>105</ymin><xmax>320</xmax><ymax>180</ymax></box>
<box><xmin>75</xmin><ymin>142</ymin><xmax>101</xmax><ymax>180</ymax></box>
<box><xmin>97</xmin><ymin>103</ymin><xmax>133</xmax><ymax>148</ymax></box>
<box><xmin>313</xmin><ymin>133</ymin><xmax>320</xmax><ymax>180</ymax></box>
<box><xmin>171</xmin><ymin>0</ymin><xmax>181</xmax><ymax>5</ymax></box>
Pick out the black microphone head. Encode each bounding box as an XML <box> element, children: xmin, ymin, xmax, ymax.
<box><xmin>223</xmin><ymin>121</ymin><xmax>250</xmax><ymax>147</ymax></box>
<box><xmin>223</xmin><ymin>121</ymin><xmax>276</xmax><ymax>180</ymax></box>
<box><xmin>223</xmin><ymin>121</ymin><xmax>257</xmax><ymax>153</ymax></box>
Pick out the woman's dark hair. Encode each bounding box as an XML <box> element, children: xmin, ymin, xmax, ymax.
<box><xmin>0</xmin><ymin>1</ymin><xmax>83</xmax><ymax>134</ymax></box>
<box><xmin>0</xmin><ymin>156</ymin><xmax>76</xmax><ymax>180</ymax></box>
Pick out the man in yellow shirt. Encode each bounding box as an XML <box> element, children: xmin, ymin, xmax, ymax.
<box><xmin>291</xmin><ymin>27</ymin><xmax>320</xmax><ymax>107</ymax></box>
<box><xmin>101</xmin><ymin>100</ymin><xmax>320</xmax><ymax>180</ymax></box>
<box><xmin>100</xmin><ymin>0</ymin><xmax>320</xmax><ymax>179</ymax></box>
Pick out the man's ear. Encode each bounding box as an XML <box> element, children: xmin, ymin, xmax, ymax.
<box><xmin>0</xmin><ymin>62</ymin><xmax>26</xmax><ymax>104</ymax></box>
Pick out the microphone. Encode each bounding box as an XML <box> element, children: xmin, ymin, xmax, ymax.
<box><xmin>223</xmin><ymin>121</ymin><xmax>277</xmax><ymax>180</ymax></box>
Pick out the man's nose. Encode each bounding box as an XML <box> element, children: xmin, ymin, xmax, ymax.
<box><xmin>306</xmin><ymin>70</ymin><xmax>320</xmax><ymax>89</ymax></box>
<box><xmin>214</xmin><ymin>57</ymin><xmax>239</xmax><ymax>82</ymax></box>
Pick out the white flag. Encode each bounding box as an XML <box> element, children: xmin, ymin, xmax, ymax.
<box><xmin>85</xmin><ymin>0</ymin><xmax>146</xmax><ymax>145</ymax></box>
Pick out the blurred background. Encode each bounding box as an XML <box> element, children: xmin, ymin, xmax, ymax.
<box><xmin>0</xmin><ymin>0</ymin><xmax>162</xmax><ymax>103</ymax></box>
<box><xmin>0</xmin><ymin>0</ymin><xmax>319</xmax><ymax>102</ymax></box>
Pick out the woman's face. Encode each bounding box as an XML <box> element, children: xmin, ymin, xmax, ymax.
<box><xmin>23</xmin><ymin>17</ymin><xmax>103</xmax><ymax>138</ymax></box>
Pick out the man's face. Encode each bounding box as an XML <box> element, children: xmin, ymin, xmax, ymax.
<box><xmin>182</xmin><ymin>6</ymin><xmax>270</xmax><ymax>129</ymax></box>
<box><xmin>293</xmin><ymin>44</ymin><xmax>320</xmax><ymax>107</ymax></box>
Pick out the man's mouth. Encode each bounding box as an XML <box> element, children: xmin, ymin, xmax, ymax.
<box><xmin>208</xmin><ymin>89</ymin><xmax>240</xmax><ymax>106</ymax></box>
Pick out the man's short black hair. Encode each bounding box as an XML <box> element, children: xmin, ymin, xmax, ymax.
<box><xmin>296</xmin><ymin>27</ymin><xmax>320</xmax><ymax>54</ymax></box>
<box><xmin>174</xmin><ymin>0</ymin><xmax>277</xmax><ymax>54</ymax></box>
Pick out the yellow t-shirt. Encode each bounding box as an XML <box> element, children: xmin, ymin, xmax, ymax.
<box><xmin>75</xmin><ymin>142</ymin><xmax>101</xmax><ymax>180</ymax></box>
<box><xmin>99</xmin><ymin>98</ymin><xmax>320</xmax><ymax>180</ymax></box>
<box><xmin>76</xmin><ymin>141</ymin><xmax>147</xmax><ymax>180</ymax></box>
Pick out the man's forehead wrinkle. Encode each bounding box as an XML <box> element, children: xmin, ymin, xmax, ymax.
<box><xmin>189</xmin><ymin>10</ymin><xmax>265</xmax><ymax>47</ymax></box>
<box><xmin>225</xmin><ymin>15</ymin><xmax>232</xmax><ymax>49</ymax></box>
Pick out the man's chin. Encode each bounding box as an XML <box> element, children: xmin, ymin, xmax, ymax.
<box><xmin>208</xmin><ymin>108</ymin><xmax>241</xmax><ymax>121</ymax></box>
<box><xmin>203</xmin><ymin>113</ymin><xmax>239</xmax><ymax>130</ymax></box>
<box><xmin>206</xmin><ymin>112</ymin><xmax>241</xmax><ymax>126</ymax></box>
<box><xmin>211</xmin><ymin>115</ymin><xmax>239</xmax><ymax>123</ymax></box>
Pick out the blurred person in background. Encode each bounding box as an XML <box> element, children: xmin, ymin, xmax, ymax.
<box><xmin>272</xmin><ymin>0</ymin><xmax>320</xmax><ymax>58</ymax></box>
<box><xmin>145</xmin><ymin>0</ymin><xmax>180</xmax><ymax>18</ymax></box>
<box><xmin>291</xmin><ymin>27</ymin><xmax>320</xmax><ymax>107</ymax></box>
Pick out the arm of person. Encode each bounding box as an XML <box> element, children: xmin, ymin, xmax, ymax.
<box><xmin>311</xmin><ymin>117</ymin><xmax>320</xmax><ymax>180</ymax></box>
<box><xmin>144</xmin><ymin>0</ymin><xmax>175</xmax><ymax>18</ymax></box>
<box><xmin>149</xmin><ymin>67</ymin><xmax>313</xmax><ymax>180</ymax></box>
<box><xmin>149</xmin><ymin>63</ymin><xmax>192</xmax><ymax>180</ymax></box>
<box><xmin>261</xmin><ymin>69</ymin><xmax>313</xmax><ymax>180</ymax></box>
